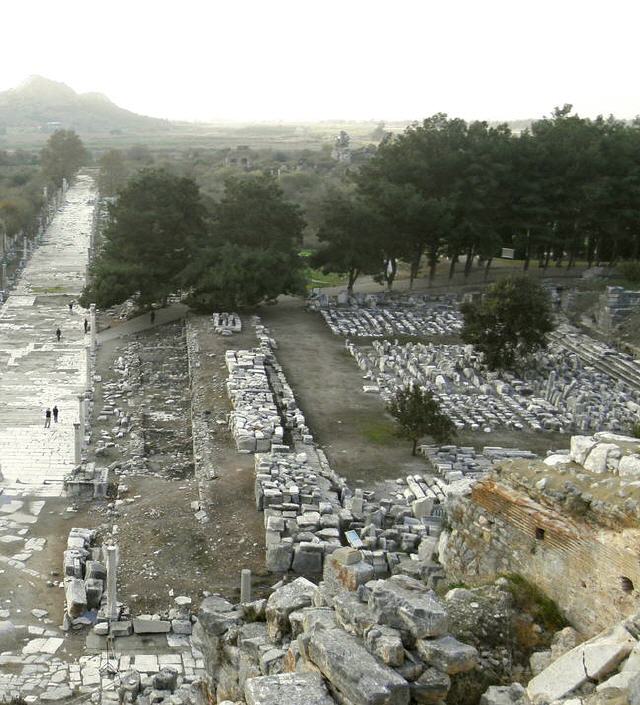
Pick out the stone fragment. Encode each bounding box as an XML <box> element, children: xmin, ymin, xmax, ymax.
<box><xmin>368</xmin><ymin>575</ymin><xmax>448</xmax><ymax>639</ymax></box>
<box><xmin>198</xmin><ymin>596</ymin><xmax>242</xmax><ymax>636</ymax></box>
<box><xmin>65</xmin><ymin>577</ymin><xmax>87</xmax><ymax>618</ymax></box>
<box><xmin>364</xmin><ymin>625</ymin><xmax>405</xmax><ymax>667</ymax></box>
<box><xmin>410</xmin><ymin>667</ymin><xmax>451</xmax><ymax>704</ymax></box>
<box><xmin>132</xmin><ymin>617</ymin><xmax>171</xmax><ymax>634</ymax></box>
<box><xmin>479</xmin><ymin>683</ymin><xmax>529</xmax><ymax>705</ymax></box>
<box><xmin>416</xmin><ymin>635</ymin><xmax>478</xmax><ymax>674</ymax></box>
<box><xmin>153</xmin><ymin>666</ymin><xmax>178</xmax><ymax>691</ymax></box>
<box><xmin>266</xmin><ymin>577</ymin><xmax>316</xmax><ymax>641</ymax></box>
<box><xmin>527</xmin><ymin>624</ymin><xmax>635</xmax><ymax>702</ymax></box>
<box><xmin>0</xmin><ymin>620</ymin><xmax>17</xmax><ymax>650</ymax></box>
<box><xmin>307</xmin><ymin>627</ymin><xmax>409</xmax><ymax>705</ymax></box>
<box><xmin>245</xmin><ymin>671</ymin><xmax>336</xmax><ymax>705</ymax></box>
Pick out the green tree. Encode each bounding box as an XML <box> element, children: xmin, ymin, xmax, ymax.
<box><xmin>183</xmin><ymin>175</ymin><xmax>306</xmax><ymax>310</ymax></box>
<box><xmin>98</xmin><ymin>149</ymin><xmax>128</xmax><ymax>196</ymax></box>
<box><xmin>81</xmin><ymin>169</ymin><xmax>207</xmax><ymax>309</ymax></box>
<box><xmin>40</xmin><ymin>130</ymin><xmax>88</xmax><ymax>186</ymax></box>
<box><xmin>460</xmin><ymin>276</ymin><xmax>555</xmax><ymax>370</ymax></box>
<box><xmin>387</xmin><ymin>386</ymin><xmax>455</xmax><ymax>455</ymax></box>
<box><xmin>313</xmin><ymin>191</ymin><xmax>384</xmax><ymax>292</ymax></box>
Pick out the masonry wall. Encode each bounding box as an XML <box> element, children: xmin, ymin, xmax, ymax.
<box><xmin>441</xmin><ymin>479</ymin><xmax>640</xmax><ymax>636</ymax></box>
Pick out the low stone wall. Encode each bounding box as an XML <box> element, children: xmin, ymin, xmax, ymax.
<box><xmin>185</xmin><ymin>317</ymin><xmax>218</xmax><ymax>482</ymax></box>
<box><xmin>226</xmin><ymin>349</ymin><xmax>284</xmax><ymax>452</ymax></box>
<box><xmin>193</xmin><ymin>548</ymin><xmax>479</xmax><ymax>705</ymax></box>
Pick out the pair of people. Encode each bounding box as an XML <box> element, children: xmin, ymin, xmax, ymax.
<box><xmin>44</xmin><ymin>406</ymin><xmax>59</xmax><ymax>428</ymax></box>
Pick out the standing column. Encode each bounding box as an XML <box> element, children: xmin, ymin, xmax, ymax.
<box><xmin>240</xmin><ymin>569</ymin><xmax>252</xmax><ymax>604</ymax></box>
<box><xmin>90</xmin><ymin>303</ymin><xmax>97</xmax><ymax>350</ymax></box>
<box><xmin>78</xmin><ymin>395</ymin><xmax>85</xmax><ymax>434</ymax></box>
<box><xmin>85</xmin><ymin>347</ymin><xmax>91</xmax><ymax>391</ymax></box>
<box><xmin>106</xmin><ymin>545</ymin><xmax>118</xmax><ymax>621</ymax></box>
<box><xmin>73</xmin><ymin>422</ymin><xmax>81</xmax><ymax>465</ymax></box>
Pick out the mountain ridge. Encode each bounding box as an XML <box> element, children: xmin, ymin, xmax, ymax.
<box><xmin>0</xmin><ymin>76</ymin><xmax>170</xmax><ymax>132</ymax></box>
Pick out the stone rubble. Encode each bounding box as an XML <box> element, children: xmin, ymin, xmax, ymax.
<box><xmin>348</xmin><ymin>335</ymin><xmax>640</xmax><ymax>434</ymax></box>
<box><xmin>194</xmin><ymin>551</ymin><xmax>479</xmax><ymax>705</ymax></box>
<box><xmin>320</xmin><ymin>303</ymin><xmax>463</xmax><ymax>339</ymax></box>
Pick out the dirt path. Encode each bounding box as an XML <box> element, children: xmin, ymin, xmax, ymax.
<box><xmin>260</xmin><ymin>299</ymin><xmax>426</xmax><ymax>485</ymax></box>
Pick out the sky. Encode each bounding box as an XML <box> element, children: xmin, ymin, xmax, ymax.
<box><xmin>1</xmin><ymin>0</ymin><xmax>639</xmax><ymax>123</ymax></box>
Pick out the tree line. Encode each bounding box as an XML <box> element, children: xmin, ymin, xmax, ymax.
<box><xmin>314</xmin><ymin>105</ymin><xmax>640</xmax><ymax>290</ymax></box>
<box><xmin>0</xmin><ymin>129</ymin><xmax>87</xmax><ymax>245</ymax></box>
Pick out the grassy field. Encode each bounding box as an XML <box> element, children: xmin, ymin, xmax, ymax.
<box><xmin>0</xmin><ymin>120</ymin><xmax>409</xmax><ymax>152</ymax></box>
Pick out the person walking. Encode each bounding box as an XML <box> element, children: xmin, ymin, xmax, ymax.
<box><xmin>150</xmin><ymin>310</ymin><xmax>156</xmax><ymax>324</ymax></box>
<box><xmin>55</xmin><ymin>327</ymin><xmax>61</xmax><ymax>342</ymax></box>
<box><xmin>83</xmin><ymin>318</ymin><xmax>88</xmax><ymax>334</ymax></box>
<box><xmin>68</xmin><ymin>301</ymin><xmax>74</xmax><ymax>313</ymax></box>
<box><xmin>44</xmin><ymin>408</ymin><xmax>51</xmax><ymax>428</ymax></box>
<box><xmin>52</xmin><ymin>405</ymin><xmax>59</xmax><ymax>423</ymax></box>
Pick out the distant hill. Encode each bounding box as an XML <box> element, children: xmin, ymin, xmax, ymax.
<box><xmin>0</xmin><ymin>76</ymin><xmax>170</xmax><ymax>133</ymax></box>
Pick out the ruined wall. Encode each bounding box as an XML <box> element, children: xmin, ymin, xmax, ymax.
<box><xmin>441</xmin><ymin>478</ymin><xmax>640</xmax><ymax>636</ymax></box>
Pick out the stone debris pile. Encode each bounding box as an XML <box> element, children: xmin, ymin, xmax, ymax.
<box><xmin>225</xmin><ymin>322</ymin><xmax>311</xmax><ymax>452</ymax></box>
<box><xmin>212</xmin><ymin>311</ymin><xmax>242</xmax><ymax>335</ymax></box>
<box><xmin>226</xmin><ymin>349</ymin><xmax>284</xmax><ymax>452</ymax></box>
<box><xmin>349</xmin><ymin>340</ymin><xmax>562</xmax><ymax>432</ymax></box>
<box><xmin>62</xmin><ymin>527</ymin><xmax>107</xmax><ymax>630</ymax></box>
<box><xmin>195</xmin><ymin>552</ymin><xmax>479</xmax><ymax>705</ymax></box>
<box><xmin>564</xmin><ymin>431</ymin><xmax>640</xmax><ymax>478</ymax></box>
<box><xmin>486</xmin><ymin>611</ymin><xmax>640</xmax><ymax>705</ymax></box>
<box><xmin>421</xmin><ymin>445</ymin><xmax>537</xmax><ymax>484</ymax></box>
<box><xmin>350</xmin><ymin>336</ymin><xmax>640</xmax><ymax>434</ymax></box>
<box><xmin>255</xmin><ymin>446</ymin><xmax>448</xmax><ymax>581</ymax></box>
<box><xmin>320</xmin><ymin>304</ymin><xmax>462</xmax><ymax>338</ymax></box>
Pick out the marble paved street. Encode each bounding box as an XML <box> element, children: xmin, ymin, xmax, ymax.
<box><xmin>0</xmin><ymin>174</ymin><xmax>95</xmax><ymax>496</ymax></box>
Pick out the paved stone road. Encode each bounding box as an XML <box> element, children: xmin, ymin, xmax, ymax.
<box><xmin>0</xmin><ymin>174</ymin><xmax>95</xmax><ymax>496</ymax></box>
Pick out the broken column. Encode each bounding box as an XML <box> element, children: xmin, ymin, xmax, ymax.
<box><xmin>241</xmin><ymin>569</ymin><xmax>252</xmax><ymax>604</ymax></box>
<box><xmin>73</xmin><ymin>423</ymin><xmax>81</xmax><ymax>465</ymax></box>
<box><xmin>106</xmin><ymin>545</ymin><xmax>118</xmax><ymax>621</ymax></box>
<box><xmin>78</xmin><ymin>394</ymin><xmax>85</xmax><ymax>435</ymax></box>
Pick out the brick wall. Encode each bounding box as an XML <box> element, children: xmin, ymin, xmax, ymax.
<box><xmin>442</xmin><ymin>479</ymin><xmax>640</xmax><ymax>635</ymax></box>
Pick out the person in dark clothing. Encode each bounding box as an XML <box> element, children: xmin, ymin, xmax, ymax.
<box><xmin>44</xmin><ymin>408</ymin><xmax>51</xmax><ymax>428</ymax></box>
<box><xmin>84</xmin><ymin>318</ymin><xmax>89</xmax><ymax>334</ymax></box>
<box><xmin>55</xmin><ymin>327</ymin><xmax>61</xmax><ymax>342</ymax></box>
<box><xmin>52</xmin><ymin>405</ymin><xmax>59</xmax><ymax>423</ymax></box>
<box><xmin>68</xmin><ymin>301</ymin><xmax>73</xmax><ymax>313</ymax></box>
<box><xmin>150</xmin><ymin>310</ymin><xmax>156</xmax><ymax>324</ymax></box>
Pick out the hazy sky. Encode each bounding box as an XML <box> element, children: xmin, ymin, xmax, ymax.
<box><xmin>1</xmin><ymin>0</ymin><xmax>638</xmax><ymax>123</ymax></box>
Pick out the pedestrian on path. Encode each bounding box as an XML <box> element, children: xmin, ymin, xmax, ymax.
<box><xmin>55</xmin><ymin>327</ymin><xmax>61</xmax><ymax>342</ymax></box>
<box><xmin>84</xmin><ymin>318</ymin><xmax>88</xmax><ymax>334</ymax></box>
<box><xmin>68</xmin><ymin>300</ymin><xmax>74</xmax><ymax>313</ymax></box>
<box><xmin>52</xmin><ymin>405</ymin><xmax>59</xmax><ymax>423</ymax></box>
<box><xmin>44</xmin><ymin>408</ymin><xmax>51</xmax><ymax>428</ymax></box>
<box><xmin>150</xmin><ymin>310</ymin><xmax>156</xmax><ymax>324</ymax></box>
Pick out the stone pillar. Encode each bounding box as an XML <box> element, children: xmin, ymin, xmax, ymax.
<box><xmin>106</xmin><ymin>545</ymin><xmax>118</xmax><ymax>621</ymax></box>
<box><xmin>240</xmin><ymin>569</ymin><xmax>252</xmax><ymax>603</ymax></box>
<box><xmin>90</xmin><ymin>304</ymin><xmax>96</xmax><ymax>350</ymax></box>
<box><xmin>78</xmin><ymin>395</ymin><xmax>85</xmax><ymax>434</ymax></box>
<box><xmin>73</xmin><ymin>422</ymin><xmax>81</xmax><ymax>465</ymax></box>
<box><xmin>85</xmin><ymin>347</ymin><xmax>91</xmax><ymax>391</ymax></box>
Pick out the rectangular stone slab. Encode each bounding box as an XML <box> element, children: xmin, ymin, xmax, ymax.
<box><xmin>245</xmin><ymin>671</ymin><xmax>336</xmax><ymax>705</ymax></box>
<box><xmin>307</xmin><ymin>627</ymin><xmax>409</xmax><ymax>705</ymax></box>
<box><xmin>132</xmin><ymin>618</ymin><xmax>171</xmax><ymax>634</ymax></box>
